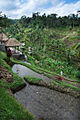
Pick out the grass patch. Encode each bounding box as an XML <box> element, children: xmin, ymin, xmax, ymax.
<box><xmin>10</xmin><ymin>57</ymin><xmax>80</xmax><ymax>85</ymax></box>
<box><xmin>60</xmin><ymin>82</ymin><xmax>80</xmax><ymax>92</ymax></box>
<box><xmin>0</xmin><ymin>79</ymin><xmax>10</xmax><ymax>89</ymax></box>
<box><xmin>0</xmin><ymin>85</ymin><xmax>34</xmax><ymax>120</ymax></box>
<box><xmin>10</xmin><ymin>73</ymin><xmax>26</xmax><ymax>93</ymax></box>
<box><xmin>0</xmin><ymin>51</ymin><xmax>26</xmax><ymax>91</ymax></box>
<box><xmin>0</xmin><ymin>58</ymin><xmax>12</xmax><ymax>72</ymax></box>
<box><xmin>24</xmin><ymin>76</ymin><xmax>80</xmax><ymax>98</ymax></box>
<box><xmin>1</xmin><ymin>51</ymin><xmax>79</xmax><ymax>95</ymax></box>
<box><xmin>0</xmin><ymin>51</ymin><xmax>7</xmax><ymax>59</ymax></box>
<box><xmin>24</xmin><ymin>76</ymin><xmax>43</xmax><ymax>84</ymax></box>
<box><xmin>10</xmin><ymin>57</ymin><xmax>59</xmax><ymax>77</ymax></box>
<box><xmin>10</xmin><ymin>58</ymin><xmax>43</xmax><ymax>74</ymax></box>
<box><xmin>0</xmin><ymin>51</ymin><xmax>34</xmax><ymax>120</ymax></box>
<box><xmin>54</xmin><ymin>80</ymin><xmax>80</xmax><ymax>92</ymax></box>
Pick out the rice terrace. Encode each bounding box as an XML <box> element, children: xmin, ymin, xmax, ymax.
<box><xmin>0</xmin><ymin>1</ymin><xmax>80</xmax><ymax>120</ymax></box>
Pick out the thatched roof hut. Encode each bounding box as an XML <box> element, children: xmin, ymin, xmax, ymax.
<box><xmin>0</xmin><ymin>27</ymin><xmax>2</xmax><ymax>33</ymax></box>
<box><xmin>0</xmin><ymin>33</ymin><xmax>2</xmax><ymax>40</ymax></box>
<box><xmin>2</xmin><ymin>33</ymin><xmax>8</xmax><ymax>41</ymax></box>
<box><xmin>0</xmin><ymin>27</ymin><xmax>8</xmax><ymax>41</ymax></box>
<box><xmin>5</xmin><ymin>38</ymin><xmax>22</xmax><ymax>47</ymax></box>
<box><xmin>0</xmin><ymin>33</ymin><xmax>8</xmax><ymax>41</ymax></box>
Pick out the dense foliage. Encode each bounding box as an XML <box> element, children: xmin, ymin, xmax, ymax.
<box><xmin>1</xmin><ymin>12</ymin><xmax>80</xmax><ymax>79</ymax></box>
<box><xmin>8</xmin><ymin>12</ymin><xmax>80</xmax><ymax>28</ymax></box>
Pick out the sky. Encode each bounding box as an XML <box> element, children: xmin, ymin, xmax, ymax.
<box><xmin>0</xmin><ymin>0</ymin><xmax>80</xmax><ymax>19</ymax></box>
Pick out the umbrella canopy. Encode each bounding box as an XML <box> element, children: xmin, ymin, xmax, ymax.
<box><xmin>5</xmin><ymin>38</ymin><xmax>22</xmax><ymax>47</ymax></box>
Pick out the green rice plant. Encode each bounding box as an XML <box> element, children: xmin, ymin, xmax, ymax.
<box><xmin>60</xmin><ymin>82</ymin><xmax>80</xmax><ymax>92</ymax></box>
<box><xmin>0</xmin><ymin>86</ymin><xmax>34</xmax><ymax>120</ymax></box>
<box><xmin>24</xmin><ymin>76</ymin><xmax>43</xmax><ymax>84</ymax></box>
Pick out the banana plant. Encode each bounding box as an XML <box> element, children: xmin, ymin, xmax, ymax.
<box><xmin>72</xmin><ymin>43</ymin><xmax>80</xmax><ymax>58</ymax></box>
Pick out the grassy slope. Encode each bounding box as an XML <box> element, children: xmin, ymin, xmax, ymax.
<box><xmin>24</xmin><ymin>76</ymin><xmax>43</xmax><ymax>84</ymax></box>
<box><xmin>11</xmin><ymin>54</ymin><xmax>80</xmax><ymax>97</ymax></box>
<box><xmin>0</xmin><ymin>51</ymin><xmax>34</xmax><ymax>120</ymax></box>
<box><xmin>24</xmin><ymin>76</ymin><xmax>80</xmax><ymax>98</ymax></box>
<box><xmin>10</xmin><ymin>56</ymin><xmax>80</xmax><ymax>91</ymax></box>
<box><xmin>22</xmin><ymin>27</ymin><xmax>80</xmax><ymax>79</ymax></box>
<box><xmin>24</xmin><ymin>76</ymin><xmax>80</xmax><ymax>91</ymax></box>
<box><xmin>4</xmin><ymin>27</ymin><xmax>80</xmax><ymax>79</ymax></box>
<box><xmin>0</xmin><ymin>86</ymin><xmax>34</xmax><ymax>120</ymax></box>
<box><xmin>0</xmin><ymin>51</ymin><xmax>26</xmax><ymax>91</ymax></box>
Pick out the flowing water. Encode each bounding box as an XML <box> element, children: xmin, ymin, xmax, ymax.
<box><xmin>12</xmin><ymin>64</ymin><xmax>80</xmax><ymax>120</ymax></box>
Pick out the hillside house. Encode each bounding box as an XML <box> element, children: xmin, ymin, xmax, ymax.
<box><xmin>5</xmin><ymin>37</ymin><xmax>22</xmax><ymax>50</ymax></box>
<box><xmin>0</xmin><ymin>27</ymin><xmax>26</xmax><ymax>59</ymax></box>
<box><xmin>0</xmin><ymin>27</ymin><xmax>8</xmax><ymax>51</ymax></box>
<box><xmin>0</xmin><ymin>27</ymin><xmax>22</xmax><ymax>52</ymax></box>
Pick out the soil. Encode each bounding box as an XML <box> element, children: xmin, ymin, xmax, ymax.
<box><xmin>0</xmin><ymin>65</ymin><xmax>13</xmax><ymax>83</ymax></box>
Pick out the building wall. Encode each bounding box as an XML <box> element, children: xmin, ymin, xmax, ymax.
<box><xmin>0</xmin><ymin>45</ymin><xmax>6</xmax><ymax>51</ymax></box>
<box><xmin>0</xmin><ymin>41</ymin><xmax>4</xmax><ymax>45</ymax></box>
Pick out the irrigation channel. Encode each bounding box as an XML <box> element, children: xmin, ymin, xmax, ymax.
<box><xmin>12</xmin><ymin>63</ymin><xmax>80</xmax><ymax>120</ymax></box>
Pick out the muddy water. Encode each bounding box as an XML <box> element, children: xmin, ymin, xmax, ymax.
<box><xmin>12</xmin><ymin>64</ymin><xmax>52</xmax><ymax>83</ymax></box>
<box><xmin>12</xmin><ymin>64</ymin><xmax>80</xmax><ymax>120</ymax></box>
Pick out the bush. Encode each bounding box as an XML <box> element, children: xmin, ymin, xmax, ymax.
<box><xmin>75</xmin><ymin>71</ymin><xmax>80</xmax><ymax>79</ymax></box>
<box><xmin>33</xmin><ymin>52</ymin><xmax>42</xmax><ymax>61</ymax></box>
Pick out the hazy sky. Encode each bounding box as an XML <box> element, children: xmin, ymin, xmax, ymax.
<box><xmin>0</xmin><ymin>0</ymin><xmax>80</xmax><ymax>19</ymax></box>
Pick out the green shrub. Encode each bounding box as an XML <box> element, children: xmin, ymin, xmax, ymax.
<box><xmin>27</xmin><ymin>54</ymin><xmax>35</xmax><ymax>62</ymax></box>
<box><xmin>33</xmin><ymin>52</ymin><xmax>42</xmax><ymax>61</ymax></box>
<box><xmin>75</xmin><ymin>71</ymin><xmax>80</xmax><ymax>79</ymax></box>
